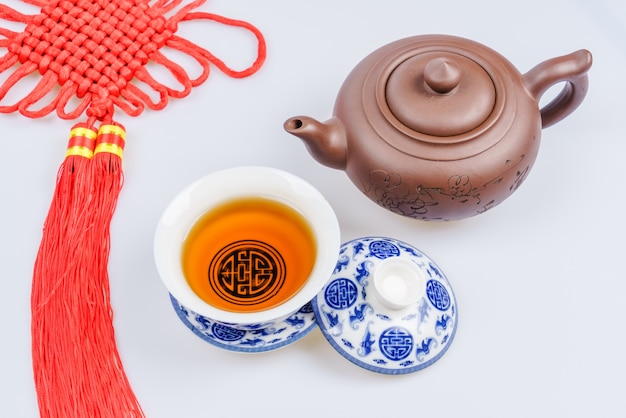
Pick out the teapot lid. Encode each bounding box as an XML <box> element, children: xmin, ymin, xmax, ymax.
<box><xmin>385</xmin><ymin>51</ymin><xmax>495</xmax><ymax>137</ymax></box>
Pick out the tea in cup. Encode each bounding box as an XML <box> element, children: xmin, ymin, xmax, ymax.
<box><xmin>154</xmin><ymin>166</ymin><xmax>340</xmax><ymax>352</ymax></box>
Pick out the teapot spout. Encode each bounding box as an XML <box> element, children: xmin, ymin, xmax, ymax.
<box><xmin>284</xmin><ymin>116</ymin><xmax>347</xmax><ymax>170</ymax></box>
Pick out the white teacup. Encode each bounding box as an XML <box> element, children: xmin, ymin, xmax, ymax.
<box><xmin>154</xmin><ymin>166</ymin><xmax>340</xmax><ymax>352</ymax></box>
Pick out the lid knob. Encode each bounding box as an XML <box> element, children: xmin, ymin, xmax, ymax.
<box><xmin>372</xmin><ymin>257</ymin><xmax>425</xmax><ymax>310</ymax></box>
<box><xmin>385</xmin><ymin>52</ymin><xmax>496</xmax><ymax>137</ymax></box>
<box><xmin>423</xmin><ymin>57</ymin><xmax>462</xmax><ymax>94</ymax></box>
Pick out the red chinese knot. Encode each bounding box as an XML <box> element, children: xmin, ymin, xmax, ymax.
<box><xmin>0</xmin><ymin>0</ymin><xmax>266</xmax><ymax>123</ymax></box>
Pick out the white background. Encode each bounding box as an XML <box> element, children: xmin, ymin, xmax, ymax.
<box><xmin>1</xmin><ymin>0</ymin><xmax>625</xmax><ymax>416</ymax></box>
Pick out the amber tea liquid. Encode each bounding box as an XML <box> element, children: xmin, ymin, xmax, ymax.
<box><xmin>181</xmin><ymin>197</ymin><xmax>317</xmax><ymax>313</ymax></box>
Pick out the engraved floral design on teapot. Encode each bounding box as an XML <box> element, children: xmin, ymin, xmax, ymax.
<box><xmin>365</xmin><ymin>156</ymin><xmax>531</xmax><ymax>219</ymax></box>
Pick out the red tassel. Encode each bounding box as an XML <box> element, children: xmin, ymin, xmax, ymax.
<box><xmin>31</xmin><ymin>124</ymin><xmax>99</xmax><ymax>417</ymax></box>
<box><xmin>31</xmin><ymin>122</ymin><xmax>144</xmax><ymax>417</ymax></box>
<box><xmin>85</xmin><ymin>122</ymin><xmax>144</xmax><ymax>417</ymax></box>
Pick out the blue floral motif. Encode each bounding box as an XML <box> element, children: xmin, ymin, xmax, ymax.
<box><xmin>354</xmin><ymin>260</ymin><xmax>372</xmax><ymax>284</ymax></box>
<box><xmin>417</xmin><ymin>298</ymin><xmax>430</xmax><ymax>321</ymax></box>
<box><xmin>334</xmin><ymin>254</ymin><xmax>350</xmax><ymax>273</ymax></box>
<box><xmin>349</xmin><ymin>303</ymin><xmax>373</xmax><ymax>329</ymax></box>
<box><xmin>398</xmin><ymin>243</ymin><xmax>423</xmax><ymax>258</ymax></box>
<box><xmin>342</xmin><ymin>339</ymin><xmax>355</xmax><ymax>350</ymax></box>
<box><xmin>239</xmin><ymin>338</ymin><xmax>265</xmax><ymax>347</ymax></box>
<box><xmin>178</xmin><ymin>303</ymin><xmax>189</xmax><ymax>317</ymax></box>
<box><xmin>195</xmin><ymin>314</ymin><xmax>211</xmax><ymax>331</ymax></box>
<box><xmin>428</xmin><ymin>262</ymin><xmax>443</xmax><ymax>278</ymax></box>
<box><xmin>435</xmin><ymin>314</ymin><xmax>452</xmax><ymax>335</ymax></box>
<box><xmin>285</xmin><ymin>315</ymin><xmax>305</xmax><ymax>329</ymax></box>
<box><xmin>324</xmin><ymin>278</ymin><xmax>358</xmax><ymax>310</ymax></box>
<box><xmin>368</xmin><ymin>240</ymin><xmax>400</xmax><ymax>259</ymax></box>
<box><xmin>416</xmin><ymin>338</ymin><xmax>437</xmax><ymax>362</ymax></box>
<box><xmin>321</xmin><ymin>306</ymin><xmax>342</xmax><ymax>331</ymax></box>
<box><xmin>250</xmin><ymin>327</ymin><xmax>284</xmax><ymax>336</ymax></box>
<box><xmin>376</xmin><ymin>313</ymin><xmax>392</xmax><ymax>321</ymax></box>
<box><xmin>379</xmin><ymin>327</ymin><xmax>413</xmax><ymax>361</ymax></box>
<box><xmin>357</xmin><ymin>322</ymin><xmax>376</xmax><ymax>357</ymax></box>
<box><xmin>426</xmin><ymin>280</ymin><xmax>451</xmax><ymax>311</ymax></box>
<box><xmin>352</xmin><ymin>241</ymin><xmax>366</xmax><ymax>259</ymax></box>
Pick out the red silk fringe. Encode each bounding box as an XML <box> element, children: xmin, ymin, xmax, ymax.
<box><xmin>32</xmin><ymin>123</ymin><xmax>143</xmax><ymax>418</ymax></box>
<box><xmin>31</xmin><ymin>124</ymin><xmax>103</xmax><ymax>416</ymax></box>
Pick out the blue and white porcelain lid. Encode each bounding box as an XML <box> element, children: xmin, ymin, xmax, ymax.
<box><xmin>311</xmin><ymin>236</ymin><xmax>458</xmax><ymax>374</ymax></box>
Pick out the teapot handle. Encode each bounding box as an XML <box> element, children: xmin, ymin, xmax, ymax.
<box><xmin>522</xmin><ymin>49</ymin><xmax>592</xmax><ymax>128</ymax></box>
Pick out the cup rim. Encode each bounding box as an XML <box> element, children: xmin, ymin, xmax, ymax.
<box><xmin>154</xmin><ymin>166</ymin><xmax>340</xmax><ymax>325</ymax></box>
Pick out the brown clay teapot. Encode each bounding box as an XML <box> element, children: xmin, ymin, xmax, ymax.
<box><xmin>284</xmin><ymin>35</ymin><xmax>592</xmax><ymax>221</ymax></box>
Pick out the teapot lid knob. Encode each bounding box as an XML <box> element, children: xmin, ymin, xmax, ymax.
<box><xmin>385</xmin><ymin>52</ymin><xmax>496</xmax><ymax>137</ymax></box>
<box><xmin>423</xmin><ymin>57</ymin><xmax>462</xmax><ymax>94</ymax></box>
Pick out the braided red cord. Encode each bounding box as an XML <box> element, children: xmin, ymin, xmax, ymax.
<box><xmin>0</xmin><ymin>0</ymin><xmax>266</xmax><ymax>123</ymax></box>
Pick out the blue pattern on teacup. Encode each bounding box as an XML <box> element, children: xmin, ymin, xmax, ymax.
<box><xmin>312</xmin><ymin>236</ymin><xmax>458</xmax><ymax>374</ymax></box>
<box><xmin>170</xmin><ymin>295</ymin><xmax>317</xmax><ymax>353</ymax></box>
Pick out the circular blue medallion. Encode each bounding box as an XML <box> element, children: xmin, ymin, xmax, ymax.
<box><xmin>426</xmin><ymin>280</ymin><xmax>451</xmax><ymax>311</ymax></box>
<box><xmin>369</xmin><ymin>240</ymin><xmax>400</xmax><ymax>259</ymax></box>
<box><xmin>211</xmin><ymin>323</ymin><xmax>246</xmax><ymax>342</ymax></box>
<box><xmin>379</xmin><ymin>327</ymin><xmax>413</xmax><ymax>361</ymax></box>
<box><xmin>324</xmin><ymin>278</ymin><xmax>358</xmax><ymax>310</ymax></box>
<box><xmin>299</xmin><ymin>301</ymin><xmax>314</xmax><ymax>314</ymax></box>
